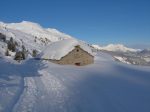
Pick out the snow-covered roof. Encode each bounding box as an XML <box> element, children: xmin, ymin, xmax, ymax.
<box><xmin>39</xmin><ymin>39</ymin><xmax>93</xmax><ymax>60</ymax></box>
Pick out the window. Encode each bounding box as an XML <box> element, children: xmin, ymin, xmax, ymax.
<box><xmin>75</xmin><ymin>63</ymin><xmax>81</xmax><ymax>66</ymax></box>
<box><xmin>76</xmin><ymin>49</ymin><xmax>79</xmax><ymax>52</ymax></box>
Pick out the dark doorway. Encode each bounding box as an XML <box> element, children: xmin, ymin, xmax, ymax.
<box><xmin>75</xmin><ymin>62</ymin><xmax>81</xmax><ymax>66</ymax></box>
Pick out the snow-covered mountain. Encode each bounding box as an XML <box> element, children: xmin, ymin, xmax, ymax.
<box><xmin>92</xmin><ymin>44</ymin><xmax>139</xmax><ymax>52</ymax></box>
<box><xmin>0</xmin><ymin>21</ymin><xmax>74</xmax><ymax>58</ymax></box>
<box><xmin>92</xmin><ymin>44</ymin><xmax>150</xmax><ymax>66</ymax></box>
<box><xmin>0</xmin><ymin>21</ymin><xmax>73</xmax><ymax>41</ymax></box>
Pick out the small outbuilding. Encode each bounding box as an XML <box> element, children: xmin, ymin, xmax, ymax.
<box><xmin>40</xmin><ymin>39</ymin><xmax>94</xmax><ymax>66</ymax></box>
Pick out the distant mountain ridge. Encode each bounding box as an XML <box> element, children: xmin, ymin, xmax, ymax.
<box><xmin>138</xmin><ymin>49</ymin><xmax>150</xmax><ymax>56</ymax></box>
<box><xmin>92</xmin><ymin>44</ymin><xmax>140</xmax><ymax>52</ymax></box>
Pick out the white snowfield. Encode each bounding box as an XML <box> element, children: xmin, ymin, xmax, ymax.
<box><xmin>40</xmin><ymin>38</ymin><xmax>94</xmax><ymax>60</ymax></box>
<box><xmin>92</xmin><ymin>44</ymin><xmax>140</xmax><ymax>52</ymax></box>
<box><xmin>0</xmin><ymin>52</ymin><xmax>150</xmax><ymax>112</ymax></box>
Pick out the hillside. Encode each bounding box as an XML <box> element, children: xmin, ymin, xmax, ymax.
<box><xmin>0</xmin><ymin>21</ymin><xmax>73</xmax><ymax>59</ymax></box>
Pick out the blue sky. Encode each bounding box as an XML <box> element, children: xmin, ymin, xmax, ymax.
<box><xmin>0</xmin><ymin>0</ymin><xmax>150</xmax><ymax>48</ymax></box>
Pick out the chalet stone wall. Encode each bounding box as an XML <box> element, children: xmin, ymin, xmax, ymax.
<box><xmin>50</xmin><ymin>46</ymin><xmax>94</xmax><ymax>66</ymax></box>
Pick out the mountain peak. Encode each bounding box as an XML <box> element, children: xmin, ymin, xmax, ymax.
<box><xmin>8</xmin><ymin>21</ymin><xmax>43</xmax><ymax>30</ymax></box>
<box><xmin>0</xmin><ymin>21</ymin><xmax>73</xmax><ymax>42</ymax></box>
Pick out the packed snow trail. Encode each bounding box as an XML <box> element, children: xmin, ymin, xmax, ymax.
<box><xmin>1</xmin><ymin>53</ymin><xmax>150</xmax><ymax>112</ymax></box>
<box><xmin>0</xmin><ymin>59</ymin><xmax>25</xmax><ymax>112</ymax></box>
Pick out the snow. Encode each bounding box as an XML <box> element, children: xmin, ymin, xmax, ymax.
<box><xmin>0</xmin><ymin>21</ymin><xmax>75</xmax><ymax>59</ymax></box>
<box><xmin>13</xmin><ymin>77</ymin><xmax>37</xmax><ymax>112</ymax></box>
<box><xmin>0</xmin><ymin>59</ymin><xmax>23</xmax><ymax>112</ymax></box>
<box><xmin>0</xmin><ymin>21</ymin><xmax>73</xmax><ymax>42</ymax></box>
<box><xmin>143</xmin><ymin>57</ymin><xmax>150</xmax><ymax>62</ymax></box>
<box><xmin>114</xmin><ymin>56</ymin><xmax>131</xmax><ymax>64</ymax></box>
<box><xmin>39</xmin><ymin>38</ymin><xmax>94</xmax><ymax>60</ymax></box>
<box><xmin>0</xmin><ymin>22</ymin><xmax>71</xmax><ymax>58</ymax></box>
<box><xmin>0</xmin><ymin>27</ymin><xmax>45</xmax><ymax>57</ymax></box>
<box><xmin>92</xmin><ymin>44</ymin><xmax>140</xmax><ymax>52</ymax></box>
<box><xmin>0</xmin><ymin>52</ymin><xmax>150</xmax><ymax>112</ymax></box>
<box><xmin>0</xmin><ymin>20</ymin><xmax>150</xmax><ymax>112</ymax></box>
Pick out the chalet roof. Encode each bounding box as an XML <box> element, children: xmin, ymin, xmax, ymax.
<box><xmin>39</xmin><ymin>39</ymin><xmax>94</xmax><ymax>60</ymax></box>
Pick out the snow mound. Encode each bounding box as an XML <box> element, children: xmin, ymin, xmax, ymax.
<box><xmin>92</xmin><ymin>44</ymin><xmax>139</xmax><ymax>52</ymax></box>
<box><xmin>39</xmin><ymin>39</ymin><xmax>94</xmax><ymax>60</ymax></box>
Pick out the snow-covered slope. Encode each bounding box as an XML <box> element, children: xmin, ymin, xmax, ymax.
<box><xmin>40</xmin><ymin>38</ymin><xmax>93</xmax><ymax>60</ymax></box>
<box><xmin>0</xmin><ymin>52</ymin><xmax>150</xmax><ymax>112</ymax></box>
<box><xmin>0</xmin><ymin>21</ymin><xmax>74</xmax><ymax>58</ymax></box>
<box><xmin>92</xmin><ymin>44</ymin><xmax>139</xmax><ymax>52</ymax></box>
<box><xmin>0</xmin><ymin>27</ymin><xmax>46</xmax><ymax>58</ymax></box>
<box><xmin>114</xmin><ymin>56</ymin><xmax>131</xmax><ymax>64</ymax></box>
<box><xmin>0</xmin><ymin>21</ymin><xmax>73</xmax><ymax>42</ymax></box>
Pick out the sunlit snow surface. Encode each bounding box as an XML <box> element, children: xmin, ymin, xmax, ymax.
<box><xmin>0</xmin><ymin>52</ymin><xmax>150</xmax><ymax>112</ymax></box>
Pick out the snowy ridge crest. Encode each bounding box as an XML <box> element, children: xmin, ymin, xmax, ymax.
<box><xmin>0</xmin><ymin>21</ymin><xmax>73</xmax><ymax>42</ymax></box>
<box><xmin>92</xmin><ymin>44</ymin><xmax>140</xmax><ymax>52</ymax></box>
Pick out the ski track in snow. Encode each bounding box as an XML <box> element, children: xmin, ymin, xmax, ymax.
<box><xmin>5</xmin><ymin>77</ymin><xmax>24</xmax><ymax>112</ymax></box>
<box><xmin>12</xmin><ymin>77</ymin><xmax>37</xmax><ymax>112</ymax></box>
<box><xmin>13</xmin><ymin>70</ymin><xmax>72</xmax><ymax>112</ymax></box>
<box><xmin>36</xmin><ymin>71</ymin><xmax>69</xmax><ymax>112</ymax></box>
